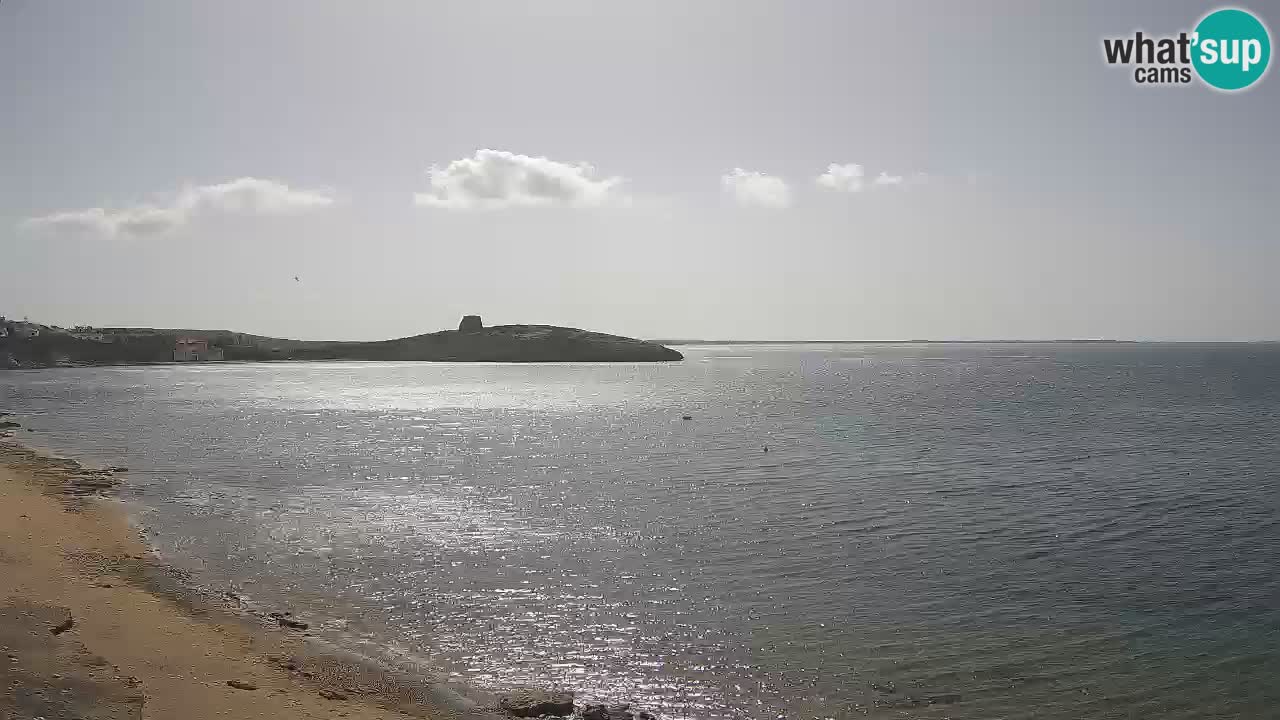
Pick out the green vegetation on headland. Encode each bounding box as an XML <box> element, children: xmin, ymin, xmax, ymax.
<box><xmin>0</xmin><ymin>315</ymin><xmax>683</xmax><ymax>368</ymax></box>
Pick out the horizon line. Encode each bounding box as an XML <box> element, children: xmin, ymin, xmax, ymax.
<box><xmin>649</xmin><ymin>339</ymin><xmax>1280</xmax><ymax>345</ymax></box>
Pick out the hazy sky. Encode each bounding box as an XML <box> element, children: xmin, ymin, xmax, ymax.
<box><xmin>2</xmin><ymin>1</ymin><xmax>1277</xmax><ymax>341</ymax></box>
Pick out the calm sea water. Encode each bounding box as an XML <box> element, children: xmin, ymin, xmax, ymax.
<box><xmin>3</xmin><ymin>344</ymin><xmax>1280</xmax><ymax>719</ymax></box>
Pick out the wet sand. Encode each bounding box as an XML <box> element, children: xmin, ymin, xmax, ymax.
<box><xmin>0</xmin><ymin>441</ymin><xmax>503</xmax><ymax>720</ymax></box>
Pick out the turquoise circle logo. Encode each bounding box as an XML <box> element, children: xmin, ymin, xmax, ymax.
<box><xmin>1192</xmin><ymin>8</ymin><xmax>1271</xmax><ymax>90</ymax></box>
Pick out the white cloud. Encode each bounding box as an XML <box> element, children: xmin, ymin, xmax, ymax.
<box><xmin>816</xmin><ymin>163</ymin><xmax>865</xmax><ymax>193</ymax></box>
<box><xmin>816</xmin><ymin>165</ymin><xmax>935</xmax><ymax>194</ymax></box>
<box><xmin>872</xmin><ymin>171</ymin><xmax>905</xmax><ymax>187</ymax></box>
<box><xmin>179</xmin><ymin>177</ymin><xmax>335</xmax><ymax>215</ymax></box>
<box><xmin>414</xmin><ymin>149</ymin><xmax>627</xmax><ymax>209</ymax></box>
<box><xmin>721</xmin><ymin>168</ymin><xmax>792</xmax><ymax>208</ymax></box>
<box><xmin>21</xmin><ymin>177</ymin><xmax>334</xmax><ymax>238</ymax></box>
<box><xmin>112</xmin><ymin>205</ymin><xmax>188</xmax><ymax>237</ymax></box>
<box><xmin>22</xmin><ymin>208</ymin><xmax>117</xmax><ymax>237</ymax></box>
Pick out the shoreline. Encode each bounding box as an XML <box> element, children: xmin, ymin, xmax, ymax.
<box><xmin>0</xmin><ymin>438</ymin><xmax>508</xmax><ymax>720</ymax></box>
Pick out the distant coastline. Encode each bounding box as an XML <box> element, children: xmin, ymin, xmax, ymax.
<box><xmin>651</xmin><ymin>339</ymin><xmax>1280</xmax><ymax>345</ymax></box>
<box><xmin>0</xmin><ymin>315</ymin><xmax>683</xmax><ymax>368</ymax></box>
<box><xmin>652</xmin><ymin>339</ymin><xmax>1133</xmax><ymax>345</ymax></box>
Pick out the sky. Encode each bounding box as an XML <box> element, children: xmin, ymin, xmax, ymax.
<box><xmin>2</xmin><ymin>0</ymin><xmax>1278</xmax><ymax>341</ymax></box>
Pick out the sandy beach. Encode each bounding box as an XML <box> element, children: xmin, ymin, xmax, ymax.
<box><xmin>0</xmin><ymin>440</ymin><xmax>501</xmax><ymax>720</ymax></box>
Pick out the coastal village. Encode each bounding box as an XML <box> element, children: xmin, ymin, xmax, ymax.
<box><xmin>0</xmin><ymin>315</ymin><xmax>251</xmax><ymax>367</ymax></box>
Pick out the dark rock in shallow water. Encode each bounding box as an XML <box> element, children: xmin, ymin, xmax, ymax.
<box><xmin>581</xmin><ymin>703</ymin><xmax>637</xmax><ymax>720</ymax></box>
<box><xmin>497</xmin><ymin>688</ymin><xmax>575</xmax><ymax>717</ymax></box>
<box><xmin>63</xmin><ymin>470</ymin><xmax>119</xmax><ymax>496</ymax></box>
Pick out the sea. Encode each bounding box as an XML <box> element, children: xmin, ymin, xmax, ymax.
<box><xmin>3</xmin><ymin>343</ymin><xmax>1279</xmax><ymax>719</ymax></box>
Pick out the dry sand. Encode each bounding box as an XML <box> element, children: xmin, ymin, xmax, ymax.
<box><xmin>0</xmin><ymin>442</ymin><xmax>502</xmax><ymax>720</ymax></box>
